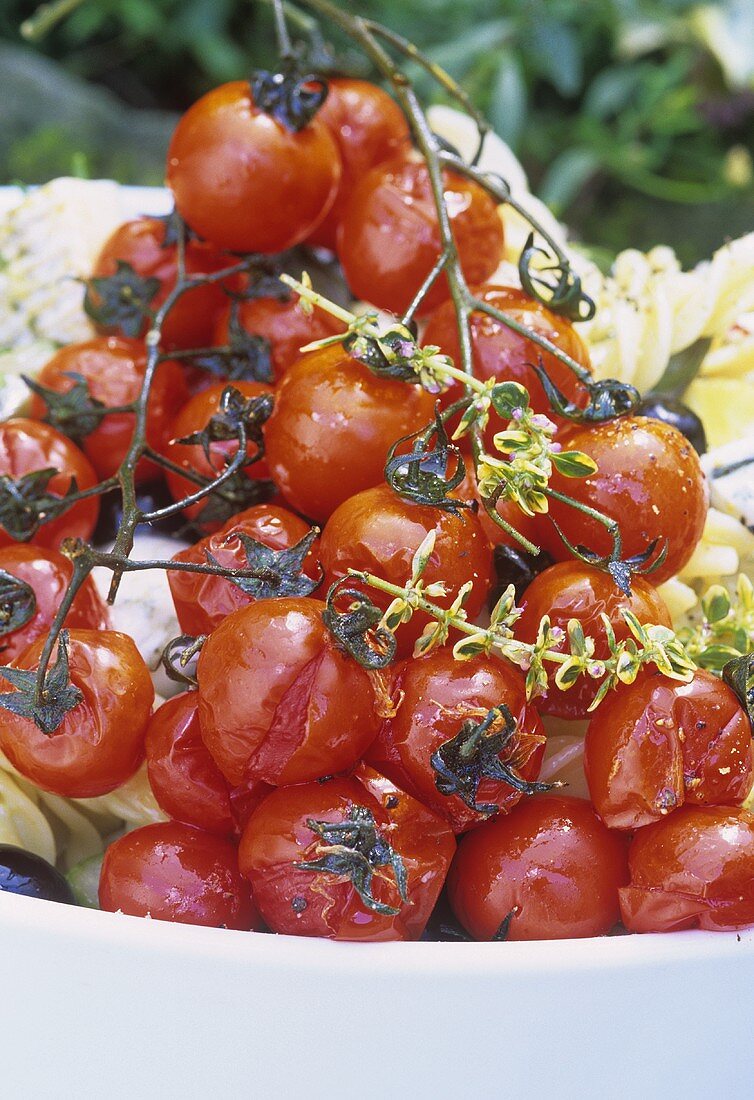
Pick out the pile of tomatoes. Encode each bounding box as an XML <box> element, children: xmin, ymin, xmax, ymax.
<box><xmin>0</xmin><ymin>73</ymin><xmax>753</xmax><ymax>943</ymax></box>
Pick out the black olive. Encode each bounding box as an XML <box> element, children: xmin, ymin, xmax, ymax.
<box><xmin>488</xmin><ymin>544</ymin><xmax>554</xmax><ymax>609</ymax></box>
<box><xmin>92</xmin><ymin>480</ymin><xmax>193</xmax><ymax>546</ymax></box>
<box><xmin>637</xmin><ymin>395</ymin><xmax>707</xmax><ymax>455</ymax></box>
<box><xmin>421</xmin><ymin>889</ymin><xmax>471</xmax><ymax>942</ymax></box>
<box><xmin>0</xmin><ymin>844</ymin><xmax>76</xmax><ymax>904</ymax></box>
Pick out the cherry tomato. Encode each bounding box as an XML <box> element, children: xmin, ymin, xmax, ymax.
<box><xmin>458</xmin><ymin>454</ymin><xmax>543</xmax><ymax>550</ymax></box>
<box><xmin>238</xmin><ymin>766</ymin><xmax>455</xmax><ymax>941</ymax></box>
<box><xmin>197</xmin><ymin>597</ymin><xmax>382</xmax><ymax>786</ymax></box>
<box><xmin>166</xmin><ymin>80</ymin><xmax>341</xmax><ymax>253</ymax></box>
<box><xmin>515</xmin><ymin>561</ymin><xmax>673</xmax><ymax>719</ymax></box>
<box><xmin>30</xmin><ymin>337</ymin><xmax>187</xmax><ymax>482</ymax></box>
<box><xmin>541</xmin><ymin>417</ymin><xmax>709</xmax><ymax>584</ymax></box>
<box><xmin>338</xmin><ymin>155</ymin><xmax>504</xmax><ymax>315</ymax></box>
<box><xmin>91</xmin><ymin>217</ymin><xmax>238</xmax><ymax>350</ymax></box>
<box><xmin>620</xmin><ymin>806</ymin><xmax>754</xmax><ymax>933</ymax></box>
<box><xmin>0</xmin><ymin>629</ymin><xmax>153</xmax><ymax>798</ymax></box>
<box><xmin>0</xmin><ymin>418</ymin><xmax>99</xmax><ymax>550</ymax></box>
<box><xmin>584</xmin><ymin>670</ymin><xmax>753</xmax><ymax>830</ymax></box>
<box><xmin>447</xmin><ymin>795</ymin><xmax>629</xmax><ymax>940</ymax></box>
<box><xmin>168</xmin><ymin>503</ymin><xmax>321</xmax><ymax>636</ymax></box>
<box><xmin>307</xmin><ymin>77</ymin><xmax>410</xmax><ymax>250</ymax></box>
<box><xmin>99</xmin><ymin>821</ymin><xmax>260</xmax><ymax>930</ymax></box>
<box><xmin>367</xmin><ymin>649</ymin><xmax>546</xmax><ymax>832</ymax></box>
<box><xmin>264</xmin><ymin>345</ymin><xmax>435</xmax><ymax>522</ymax></box>
<box><xmin>0</xmin><ymin>545</ymin><xmax>108</xmax><ymax>662</ymax></box>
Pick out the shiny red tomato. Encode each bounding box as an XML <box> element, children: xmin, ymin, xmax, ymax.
<box><xmin>168</xmin><ymin>503</ymin><xmax>320</xmax><ymax>636</ymax></box>
<box><xmin>99</xmin><ymin>820</ymin><xmax>260</xmax><ymax>930</ymax></box>
<box><xmin>447</xmin><ymin>795</ymin><xmax>629</xmax><ymax>940</ymax></box>
<box><xmin>620</xmin><ymin>806</ymin><xmax>754</xmax><ymax>932</ymax></box>
<box><xmin>0</xmin><ymin>418</ymin><xmax>99</xmax><ymax>550</ymax></box>
<box><xmin>166</xmin><ymin>81</ymin><xmax>341</xmax><ymax>253</ymax></box>
<box><xmin>238</xmin><ymin>766</ymin><xmax>455</xmax><ymax>941</ymax></box>
<box><xmin>585</xmin><ymin>670</ymin><xmax>753</xmax><ymax>830</ymax></box>
<box><xmin>30</xmin><ymin>337</ymin><xmax>187</xmax><ymax>482</ymax></box>
<box><xmin>197</xmin><ymin>597</ymin><xmax>382</xmax><ymax>786</ymax></box>
<box><xmin>0</xmin><ymin>629</ymin><xmax>153</xmax><ymax>797</ymax></box>
<box><xmin>514</xmin><ymin>561</ymin><xmax>673</xmax><ymax>719</ymax></box>
<box><xmin>264</xmin><ymin>344</ymin><xmax>435</xmax><ymax>522</ymax></box>
<box><xmin>338</xmin><ymin>155</ymin><xmax>504</xmax><ymax>315</ymax></box>
<box><xmin>367</xmin><ymin>649</ymin><xmax>546</xmax><ymax>832</ymax></box>
<box><xmin>320</xmin><ymin>483</ymin><xmax>494</xmax><ymax>658</ymax></box>
<box><xmin>541</xmin><ymin>417</ymin><xmax>708</xmax><ymax>584</ymax></box>
<box><xmin>0</xmin><ymin>545</ymin><xmax>108</xmax><ymax>662</ymax></box>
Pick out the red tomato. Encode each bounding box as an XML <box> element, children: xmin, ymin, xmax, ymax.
<box><xmin>92</xmin><ymin>217</ymin><xmax>238</xmax><ymax>350</ymax></box>
<box><xmin>197</xmin><ymin>597</ymin><xmax>382</xmax><ymax>786</ymax></box>
<box><xmin>0</xmin><ymin>629</ymin><xmax>153</xmax><ymax>797</ymax></box>
<box><xmin>264</xmin><ymin>345</ymin><xmax>435</xmax><ymax>522</ymax></box>
<box><xmin>367</xmin><ymin>650</ymin><xmax>546</xmax><ymax>832</ymax></box>
<box><xmin>30</xmin><ymin>337</ymin><xmax>187</xmax><ymax>482</ymax></box>
<box><xmin>620</xmin><ymin>806</ymin><xmax>754</xmax><ymax>932</ymax></box>
<box><xmin>338</xmin><ymin>155</ymin><xmax>504</xmax><ymax>315</ymax></box>
<box><xmin>447</xmin><ymin>795</ymin><xmax>629</xmax><ymax>940</ymax></box>
<box><xmin>168</xmin><ymin>503</ymin><xmax>321</xmax><ymax>636</ymax></box>
<box><xmin>307</xmin><ymin>77</ymin><xmax>410</xmax><ymax>250</ymax></box>
<box><xmin>238</xmin><ymin>766</ymin><xmax>455</xmax><ymax>941</ymax></box>
<box><xmin>0</xmin><ymin>545</ymin><xmax>108</xmax><ymax>662</ymax></box>
<box><xmin>584</xmin><ymin>670</ymin><xmax>753</xmax><ymax>830</ymax></box>
<box><xmin>320</xmin><ymin>483</ymin><xmax>494</xmax><ymax>658</ymax></box>
<box><xmin>166</xmin><ymin>81</ymin><xmax>341</xmax><ymax>253</ymax></box>
<box><xmin>541</xmin><ymin>417</ymin><xmax>709</xmax><ymax>584</ymax></box>
<box><xmin>514</xmin><ymin>561</ymin><xmax>673</xmax><ymax>719</ymax></box>
<box><xmin>99</xmin><ymin>821</ymin><xmax>260</xmax><ymax>930</ymax></box>
<box><xmin>0</xmin><ymin>418</ymin><xmax>99</xmax><ymax>550</ymax></box>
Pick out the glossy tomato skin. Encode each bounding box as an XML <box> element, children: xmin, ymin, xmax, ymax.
<box><xmin>367</xmin><ymin>650</ymin><xmax>546</xmax><ymax>832</ymax></box>
<box><xmin>168</xmin><ymin>503</ymin><xmax>321</xmax><ymax>636</ymax></box>
<box><xmin>0</xmin><ymin>630</ymin><xmax>153</xmax><ymax>798</ymax></box>
<box><xmin>264</xmin><ymin>345</ymin><xmax>435</xmax><ymax>522</ymax></box>
<box><xmin>338</xmin><ymin>155</ymin><xmax>504</xmax><ymax>315</ymax></box>
<box><xmin>307</xmin><ymin>78</ymin><xmax>410</xmax><ymax>250</ymax></box>
<box><xmin>167</xmin><ymin>81</ymin><xmax>341</xmax><ymax>253</ymax></box>
<box><xmin>99</xmin><ymin>821</ymin><xmax>260</xmax><ymax>930</ymax></box>
<box><xmin>320</xmin><ymin>483</ymin><xmax>495</xmax><ymax>659</ymax></box>
<box><xmin>197</xmin><ymin>597</ymin><xmax>382</xmax><ymax>787</ymax></box>
<box><xmin>0</xmin><ymin>545</ymin><xmax>108</xmax><ymax>662</ymax></box>
<box><xmin>92</xmin><ymin>217</ymin><xmax>237</xmax><ymax>350</ymax></box>
<box><xmin>30</xmin><ymin>337</ymin><xmax>187</xmax><ymax>481</ymax></box>
<box><xmin>620</xmin><ymin>805</ymin><xmax>754</xmax><ymax>933</ymax></box>
<box><xmin>515</xmin><ymin>562</ymin><xmax>672</xmax><ymax>719</ymax></box>
<box><xmin>0</xmin><ymin>418</ymin><xmax>99</xmax><ymax>550</ymax></box>
<box><xmin>447</xmin><ymin>795</ymin><xmax>629</xmax><ymax>940</ymax></box>
<box><xmin>238</xmin><ymin>767</ymin><xmax>455</xmax><ymax>941</ymax></box>
<box><xmin>541</xmin><ymin>417</ymin><xmax>708</xmax><ymax>584</ymax></box>
<box><xmin>584</xmin><ymin>670</ymin><xmax>753</xmax><ymax>830</ymax></box>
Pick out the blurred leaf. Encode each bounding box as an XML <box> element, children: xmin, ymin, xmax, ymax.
<box><xmin>583</xmin><ymin>66</ymin><xmax>643</xmax><ymax>118</ymax></box>
<box><xmin>488</xmin><ymin>49</ymin><xmax>527</xmax><ymax>150</ymax></box>
<box><xmin>539</xmin><ymin>147</ymin><xmax>601</xmax><ymax>212</ymax></box>
<box><xmin>525</xmin><ymin>17</ymin><xmax>583</xmax><ymax>97</ymax></box>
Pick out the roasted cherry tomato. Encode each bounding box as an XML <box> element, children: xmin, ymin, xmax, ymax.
<box><xmin>0</xmin><ymin>545</ymin><xmax>108</xmax><ymax>662</ymax></box>
<box><xmin>99</xmin><ymin>821</ymin><xmax>260</xmax><ymax>930</ymax></box>
<box><xmin>197</xmin><ymin>597</ymin><xmax>383</xmax><ymax>786</ymax></box>
<box><xmin>0</xmin><ymin>418</ymin><xmax>99</xmax><ymax>550</ymax></box>
<box><xmin>541</xmin><ymin>417</ymin><xmax>708</xmax><ymax>584</ymax></box>
<box><xmin>620</xmin><ymin>806</ymin><xmax>754</xmax><ymax>933</ymax></box>
<box><xmin>166</xmin><ymin>80</ymin><xmax>341</xmax><ymax>253</ymax></box>
<box><xmin>584</xmin><ymin>670</ymin><xmax>753</xmax><ymax>830</ymax></box>
<box><xmin>338</xmin><ymin>155</ymin><xmax>504</xmax><ymax>315</ymax></box>
<box><xmin>367</xmin><ymin>650</ymin><xmax>546</xmax><ymax>832</ymax></box>
<box><xmin>0</xmin><ymin>629</ymin><xmax>153</xmax><ymax>798</ymax></box>
<box><xmin>168</xmin><ymin>503</ymin><xmax>321</xmax><ymax>636</ymax></box>
<box><xmin>515</xmin><ymin>561</ymin><xmax>673</xmax><ymax>719</ymax></box>
<box><xmin>320</xmin><ymin>483</ymin><xmax>494</xmax><ymax>658</ymax></box>
<box><xmin>307</xmin><ymin>77</ymin><xmax>410</xmax><ymax>250</ymax></box>
<box><xmin>30</xmin><ymin>337</ymin><xmax>187</xmax><ymax>482</ymax></box>
<box><xmin>264</xmin><ymin>345</ymin><xmax>435</xmax><ymax>522</ymax></box>
<box><xmin>238</xmin><ymin>766</ymin><xmax>455</xmax><ymax>941</ymax></box>
<box><xmin>447</xmin><ymin>795</ymin><xmax>629</xmax><ymax>940</ymax></box>
<box><xmin>91</xmin><ymin>217</ymin><xmax>238</xmax><ymax>350</ymax></box>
